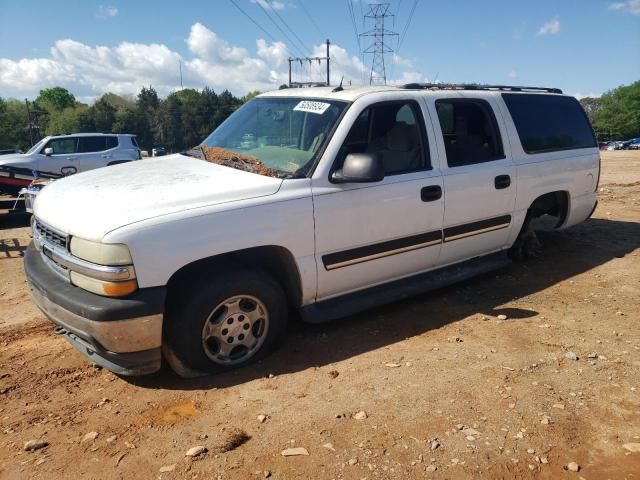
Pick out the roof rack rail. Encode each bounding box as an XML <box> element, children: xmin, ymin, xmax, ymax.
<box><xmin>400</xmin><ymin>83</ymin><xmax>563</xmax><ymax>94</ymax></box>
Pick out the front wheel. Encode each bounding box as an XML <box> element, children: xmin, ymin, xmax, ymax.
<box><xmin>163</xmin><ymin>268</ymin><xmax>288</xmax><ymax>376</ymax></box>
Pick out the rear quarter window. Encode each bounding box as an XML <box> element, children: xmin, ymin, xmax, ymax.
<box><xmin>502</xmin><ymin>93</ymin><xmax>596</xmax><ymax>154</ymax></box>
<box><xmin>106</xmin><ymin>136</ymin><xmax>118</xmax><ymax>149</ymax></box>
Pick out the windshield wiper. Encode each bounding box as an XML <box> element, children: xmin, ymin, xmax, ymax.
<box><xmin>180</xmin><ymin>146</ymin><xmax>204</xmax><ymax>159</ymax></box>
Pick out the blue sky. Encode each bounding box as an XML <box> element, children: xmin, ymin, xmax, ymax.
<box><xmin>0</xmin><ymin>0</ymin><xmax>638</xmax><ymax>101</ymax></box>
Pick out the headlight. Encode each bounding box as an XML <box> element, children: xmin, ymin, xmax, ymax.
<box><xmin>70</xmin><ymin>237</ymin><xmax>133</xmax><ymax>265</ymax></box>
<box><xmin>69</xmin><ymin>237</ymin><xmax>137</xmax><ymax>297</ymax></box>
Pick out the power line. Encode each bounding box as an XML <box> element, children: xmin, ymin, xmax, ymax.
<box><xmin>297</xmin><ymin>0</ymin><xmax>326</xmax><ymax>39</ymax></box>
<box><xmin>270</xmin><ymin>5</ymin><xmax>312</xmax><ymax>56</ymax></box>
<box><xmin>254</xmin><ymin>0</ymin><xmax>308</xmax><ymax>57</ymax></box>
<box><xmin>346</xmin><ymin>0</ymin><xmax>360</xmax><ymax>48</ymax></box>
<box><xmin>228</xmin><ymin>0</ymin><xmax>277</xmax><ymax>43</ymax></box>
<box><xmin>397</xmin><ymin>0</ymin><xmax>419</xmax><ymax>53</ymax></box>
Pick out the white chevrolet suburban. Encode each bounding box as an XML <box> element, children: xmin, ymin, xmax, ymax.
<box><xmin>24</xmin><ymin>84</ymin><xmax>599</xmax><ymax>376</ymax></box>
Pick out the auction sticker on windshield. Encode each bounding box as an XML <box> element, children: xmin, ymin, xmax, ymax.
<box><xmin>294</xmin><ymin>101</ymin><xmax>332</xmax><ymax>114</ymax></box>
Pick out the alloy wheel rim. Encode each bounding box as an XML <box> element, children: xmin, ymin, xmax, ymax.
<box><xmin>201</xmin><ymin>295</ymin><xmax>269</xmax><ymax>365</ymax></box>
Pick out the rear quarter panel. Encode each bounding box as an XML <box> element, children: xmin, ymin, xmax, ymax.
<box><xmin>495</xmin><ymin>95</ymin><xmax>599</xmax><ymax>230</ymax></box>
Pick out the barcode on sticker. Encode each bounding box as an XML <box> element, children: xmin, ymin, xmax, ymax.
<box><xmin>293</xmin><ymin>101</ymin><xmax>331</xmax><ymax>114</ymax></box>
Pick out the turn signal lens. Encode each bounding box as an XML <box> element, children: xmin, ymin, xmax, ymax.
<box><xmin>70</xmin><ymin>271</ymin><xmax>138</xmax><ymax>297</ymax></box>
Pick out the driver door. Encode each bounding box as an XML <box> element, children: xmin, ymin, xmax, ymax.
<box><xmin>38</xmin><ymin>137</ymin><xmax>79</xmax><ymax>176</ymax></box>
<box><xmin>312</xmin><ymin>99</ymin><xmax>444</xmax><ymax>301</ymax></box>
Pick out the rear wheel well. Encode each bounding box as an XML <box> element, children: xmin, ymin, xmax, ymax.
<box><xmin>166</xmin><ymin>246</ymin><xmax>303</xmax><ymax>311</ymax></box>
<box><xmin>528</xmin><ymin>191</ymin><xmax>569</xmax><ymax>228</ymax></box>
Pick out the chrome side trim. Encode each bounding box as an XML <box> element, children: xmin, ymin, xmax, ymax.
<box><xmin>444</xmin><ymin>222</ymin><xmax>511</xmax><ymax>242</ymax></box>
<box><xmin>325</xmin><ymin>238</ymin><xmax>442</xmax><ymax>270</ymax></box>
<box><xmin>29</xmin><ymin>284</ymin><xmax>162</xmax><ymax>353</ymax></box>
<box><xmin>34</xmin><ymin>229</ymin><xmax>135</xmax><ymax>282</ymax></box>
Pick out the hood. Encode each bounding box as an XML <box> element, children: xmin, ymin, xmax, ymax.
<box><xmin>34</xmin><ymin>154</ymin><xmax>283</xmax><ymax>240</ymax></box>
<box><xmin>0</xmin><ymin>154</ymin><xmax>32</xmax><ymax>167</ymax></box>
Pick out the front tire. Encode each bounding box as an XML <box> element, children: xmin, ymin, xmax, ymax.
<box><xmin>163</xmin><ymin>268</ymin><xmax>288</xmax><ymax>375</ymax></box>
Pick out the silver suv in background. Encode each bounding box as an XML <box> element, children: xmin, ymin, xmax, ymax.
<box><xmin>0</xmin><ymin>133</ymin><xmax>141</xmax><ymax>194</ymax></box>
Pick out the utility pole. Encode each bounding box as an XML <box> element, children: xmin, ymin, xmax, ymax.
<box><xmin>288</xmin><ymin>39</ymin><xmax>331</xmax><ymax>87</ymax></box>
<box><xmin>326</xmin><ymin>39</ymin><xmax>330</xmax><ymax>86</ymax></box>
<box><xmin>24</xmin><ymin>99</ymin><xmax>33</xmax><ymax>146</ymax></box>
<box><xmin>359</xmin><ymin>3</ymin><xmax>398</xmax><ymax>85</ymax></box>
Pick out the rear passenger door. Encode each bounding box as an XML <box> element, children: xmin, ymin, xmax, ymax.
<box><xmin>429</xmin><ymin>95</ymin><xmax>516</xmax><ymax>265</ymax></box>
<box><xmin>76</xmin><ymin>136</ymin><xmax>108</xmax><ymax>172</ymax></box>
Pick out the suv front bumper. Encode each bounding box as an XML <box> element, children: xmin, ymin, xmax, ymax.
<box><xmin>24</xmin><ymin>243</ymin><xmax>166</xmax><ymax>376</ymax></box>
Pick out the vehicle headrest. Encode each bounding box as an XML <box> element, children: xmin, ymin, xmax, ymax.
<box><xmin>386</xmin><ymin>124</ymin><xmax>415</xmax><ymax>152</ymax></box>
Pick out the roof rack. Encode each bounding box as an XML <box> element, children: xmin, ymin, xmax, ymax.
<box><xmin>400</xmin><ymin>83</ymin><xmax>563</xmax><ymax>94</ymax></box>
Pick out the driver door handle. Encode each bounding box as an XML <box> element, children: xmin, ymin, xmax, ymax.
<box><xmin>494</xmin><ymin>175</ymin><xmax>511</xmax><ymax>189</ymax></box>
<box><xmin>420</xmin><ymin>185</ymin><xmax>442</xmax><ymax>202</ymax></box>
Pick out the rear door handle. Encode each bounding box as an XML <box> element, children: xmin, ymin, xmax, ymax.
<box><xmin>420</xmin><ymin>185</ymin><xmax>442</xmax><ymax>202</ymax></box>
<box><xmin>494</xmin><ymin>175</ymin><xmax>511</xmax><ymax>189</ymax></box>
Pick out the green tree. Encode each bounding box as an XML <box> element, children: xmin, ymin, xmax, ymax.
<box><xmin>36</xmin><ymin>87</ymin><xmax>76</xmax><ymax>111</ymax></box>
<box><xmin>241</xmin><ymin>91</ymin><xmax>261</xmax><ymax>103</ymax></box>
<box><xmin>91</xmin><ymin>98</ymin><xmax>117</xmax><ymax>132</ymax></box>
<box><xmin>45</xmin><ymin>105</ymin><xmax>89</xmax><ymax>135</ymax></box>
<box><xmin>0</xmin><ymin>99</ymin><xmax>30</xmax><ymax>150</ymax></box>
<box><xmin>589</xmin><ymin>81</ymin><xmax>640</xmax><ymax>141</ymax></box>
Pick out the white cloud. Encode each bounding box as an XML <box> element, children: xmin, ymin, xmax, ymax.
<box><xmin>608</xmin><ymin>0</ymin><xmax>640</xmax><ymax>15</ymax></box>
<box><xmin>251</xmin><ymin>0</ymin><xmax>285</xmax><ymax>10</ymax></box>
<box><xmin>97</xmin><ymin>5</ymin><xmax>119</xmax><ymax>18</ymax></box>
<box><xmin>392</xmin><ymin>54</ymin><xmax>413</xmax><ymax>68</ymax></box>
<box><xmin>537</xmin><ymin>17</ymin><xmax>561</xmax><ymax>36</ymax></box>
<box><xmin>0</xmin><ymin>23</ymin><xmax>426</xmax><ymax>101</ymax></box>
<box><xmin>508</xmin><ymin>70</ymin><xmax>519</xmax><ymax>80</ymax></box>
<box><xmin>186</xmin><ymin>22</ymin><xmax>247</xmax><ymax>64</ymax></box>
<box><xmin>572</xmin><ymin>92</ymin><xmax>601</xmax><ymax>100</ymax></box>
<box><xmin>256</xmin><ymin>39</ymin><xmax>288</xmax><ymax>67</ymax></box>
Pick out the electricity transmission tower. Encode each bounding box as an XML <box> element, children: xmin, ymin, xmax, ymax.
<box><xmin>359</xmin><ymin>3</ymin><xmax>398</xmax><ymax>85</ymax></box>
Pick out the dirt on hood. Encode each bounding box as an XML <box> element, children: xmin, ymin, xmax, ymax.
<box><xmin>201</xmin><ymin>146</ymin><xmax>280</xmax><ymax>178</ymax></box>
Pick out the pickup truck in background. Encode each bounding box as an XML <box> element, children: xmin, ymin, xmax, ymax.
<box><xmin>24</xmin><ymin>84</ymin><xmax>599</xmax><ymax>376</ymax></box>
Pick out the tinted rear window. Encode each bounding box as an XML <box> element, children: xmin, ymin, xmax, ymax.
<box><xmin>502</xmin><ymin>94</ymin><xmax>596</xmax><ymax>154</ymax></box>
<box><xmin>106</xmin><ymin>136</ymin><xmax>118</xmax><ymax>149</ymax></box>
<box><xmin>78</xmin><ymin>136</ymin><xmax>106</xmax><ymax>153</ymax></box>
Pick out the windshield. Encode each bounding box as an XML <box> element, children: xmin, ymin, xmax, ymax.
<box><xmin>26</xmin><ymin>138</ymin><xmax>46</xmax><ymax>155</ymax></box>
<box><xmin>201</xmin><ymin>97</ymin><xmax>347</xmax><ymax>177</ymax></box>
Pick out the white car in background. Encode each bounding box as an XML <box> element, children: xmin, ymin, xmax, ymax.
<box><xmin>0</xmin><ymin>133</ymin><xmax>141</xmax><ymax>194</ymax></box>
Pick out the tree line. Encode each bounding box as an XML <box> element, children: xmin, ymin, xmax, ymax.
<box><xmin>1</xmin><ymin>80</ymin><xmax>637</xmax><ymax>152</ymax></box>
<box><xmin>580</xmin><ymin>80</ymin><xmax>639</xmax><ymax>141</ymax></box>
<box><xmin>0</xmin><ymin>86</ymin><xmax>266</xmax><ymax>153</ymax></box>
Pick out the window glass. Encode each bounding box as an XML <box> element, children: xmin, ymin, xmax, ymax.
<box><xmin>436</xmin><ymin>99</ymin><xmax>504</xmax><ymax>167</ymax></box>
<box><xmin>105</xmin><ymin>136</ymin><xmax>119</xmax><ymax>149</ymax></box>
<box><xmin>77</xmin><ymin>136</ymin><xmax>107</xmax><ymax>153</ymax></box>
<box><xmin>44</xmin><ymin>138</ymin><xmax>77</xmax><ymax>155</ymax></box>
<box><xmin>502</xmin><ymin>94</ymin><xmax>596</xmax><ymax>153</ymax></box>
<box><xmin>340</xmin><ymin>101</ymin><xmax>428</xmax><ymax>175</ymax></box>
<box><xmin>202</xmin><ymin>97</ymin><xmax>347</xmax><ymax>175</ymax></box>
<box><xmin>130</xmin><ymin>136</ymin><xmax>139</xmax><ymax>148</ymax></box>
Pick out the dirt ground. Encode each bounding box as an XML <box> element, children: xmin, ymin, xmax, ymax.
<box><xmin>0</xmin><ymin>151</ymin><xmax>639</xmax><ymax>480</ymax></box>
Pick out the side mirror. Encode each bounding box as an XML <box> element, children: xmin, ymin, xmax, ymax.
<box><xmin>331</xmin><ymin>153</ymin><xmax>384</xmax><ymax>183</ymax></box>
<box><xmin>44</xmin><ymin>148</ymin><xmax>53</xmax><ymax>156</ymax></box>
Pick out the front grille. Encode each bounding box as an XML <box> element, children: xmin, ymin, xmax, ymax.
<box><xmin>34</xmin><ymin>219</ymin><xmax>68</xmax><ymax>249</ymax></box>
